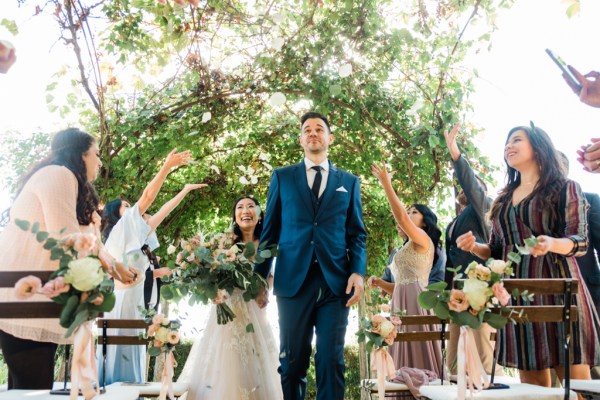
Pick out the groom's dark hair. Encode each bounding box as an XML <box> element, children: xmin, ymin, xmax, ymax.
<box><xmin>300</xmin><ymin>111</ymin><xmax>331</xmax><ymax>132</ymax></box>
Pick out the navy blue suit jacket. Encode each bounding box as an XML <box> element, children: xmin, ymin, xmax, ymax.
<box><xmin>256</xmin><ymin>161</ymin><xmax>367</xmax><ymax>298</ymax></box>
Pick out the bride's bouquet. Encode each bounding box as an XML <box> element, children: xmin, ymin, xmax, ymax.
<box><xmin>162</xmin><ymin>232</ymin><xmax>275</xmax><ymax>324</ymax></box>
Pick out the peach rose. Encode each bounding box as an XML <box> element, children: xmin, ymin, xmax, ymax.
<box><xmin>148</xmin><ymin>324</ymin><xmax>158</xmax><ymax>336</ymax></box>
<box><xmin>152</xmin><ymin>313</ymin><xmax>165</xmax><ymax>325</ymax></box>
<box><xmin>492</xmin><ymin>282</ymin><xmax>511</xmax><ymax>306</ymax></box>
<box><xmin>14</xmin><ymin>276</ymin><xmax>42</xmax><ymax>300</ymax></box>
<box><xmin>390</xmin><ymin>315</ymin><xmax>402</xmax><ymax>327</ymax></box>
<box><xmin>41</xmin><ymin>277</ymin><xmax>71</xmax><ymax>298</ymax></box>
<box><xmin>380</xmin><ymin>304</ymin><xmax>391</xmax><ymax>313</ymax></box>
<box><xmin>384</xmin><ymin>329</ymin><xmax>397</xmax><ymax>346</ymax></box>
<box><xmin>73</xmin><ymin>233</ymin><xmax>97</xmax><ymax>258</ymax></box>
<box><xmin>474</xmin><ymin>265</ymin><xmax>491</xmax><ymax>281</ymax></box>
<box><xmin>167</xmin><ymin>331</ymin><xmax>180</xmax><ymax>345</ymax></box>
<box><xmin>448</xmin><ymin>289</ymin><xmax>469</xmax><ymax>312</ymax></box>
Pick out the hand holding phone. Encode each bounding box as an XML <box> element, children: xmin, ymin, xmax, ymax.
<box><xmin>545</xmin><ymin>49</ymin><xmax>582</xmax><ymax>93</ymax></box>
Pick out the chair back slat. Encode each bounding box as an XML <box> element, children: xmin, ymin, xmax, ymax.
<box><xmin>503</xmin><ymin>278</ymin><xmax>579</xmax><ymax>295</ymax></box>
<box><xmin>97</xmin><ymin>319</ymin><xmax>148</xmax><ymax>329</ymax></box>
<box><xmin>399</xmin><ymin>315</ymin><xmax>444</xmax><ymax>325</ymax></box>
<box><xmin>496</xmin><ymin>305</ymin><xmax>579</xmax><ymax>324</ymax></box>
<box><xmin>0</xmin><ymin>271</ymin><xmax>55</xmax><ymax>288</ymax></box>
<box><xmin>0</xmin><ymin>271</ymin><xmax>62</xmax><ymax>319</ymax></box>
<box><xmin>395</xmin><ymin>331</ymin><xmax>450</xmax><ymax>342</ymax></box>
<box><xmin>0</xmin><ymin>302</ymin><xmax>63</xmax><ymax>318</ymax></box>
<box><xmin>97</xmin><ymin>336</ymin><xmax>147</xmax><ymax>346</ymax></box>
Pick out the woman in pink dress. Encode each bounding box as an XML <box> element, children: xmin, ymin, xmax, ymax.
<box><xmin>0</xmin><ymin>128</ymin><xmax>135</xmax><ymax>389</ymax></box>
<box><xmin>369</xmin><ymin>163</ymin><xmax>444</xmax><ymax>378</ymax></box>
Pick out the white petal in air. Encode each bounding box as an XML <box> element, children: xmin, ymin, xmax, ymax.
<box><xmin>239</xmin><ymin>176</ymin><xmax>250</xmax><ymax>185</ymax></box>
<box><xmin>272</xmin><ymin>12</ymin><xmax>285</xmax><ymax>24</ymax></box>
<box><xmin>268</xmin><ymin>92</ymin><xmax>286</xmax><ymax>107</ymax></box>
<box><xmin>202</xmin><ymin>112</ymin><xmax>212</xmax><ymax>123</ymax></box>
<box><xmin>338</xmin><ymin>63</ymin><xmax>353</xmax><ymax>78</ymax></box>
<box><xmin>270</xmin><ymin>37</ymin><xmax>285</xmax><ymax>52</ymax></box>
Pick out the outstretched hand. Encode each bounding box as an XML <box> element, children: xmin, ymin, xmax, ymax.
<box><xmin>346</xmin><ymin>273</ymin><xmax>364</xmax><ymax>307</ymax></box>
<box><xmin>444</xmin><ymin>122</ymin><xmax>461</xmax><ymax>161</ymax></box>
<box><xmin>370</xmin><ymin>163</ymin><xmax>394</xmax><ymax>186</ymax></box>
<box><xmin>183</xmin><ymin>183</ymin><xmax>208</xmax><ymax>192</ymax></box>
<box><xmin>165</xmin><ymin>149</ymin><xmax>194</xmax><ymax>170</ymax></box>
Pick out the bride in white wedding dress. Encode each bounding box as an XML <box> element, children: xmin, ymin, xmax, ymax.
<box><xmin>177</xmin><ymin>196</ymin><xmax>283</xmax><ymax>400</ymax></box>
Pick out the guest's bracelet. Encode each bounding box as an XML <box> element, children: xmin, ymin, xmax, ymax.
<box><xmin>564</xmin><ymin>237</ymin><xmax>579</xmax><ymax>257</ymax></box>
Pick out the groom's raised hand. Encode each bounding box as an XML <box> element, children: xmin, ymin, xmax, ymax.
<box><xmin>345</xmin><ymin>273</ymin><xmax>364</xmax><ymax>307</ymax></box>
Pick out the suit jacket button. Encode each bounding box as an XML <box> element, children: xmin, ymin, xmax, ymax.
<box><xmin>310</xmin><ymin>241</ymin><xmax>314</xmax><ymax>245</ymax></box>
<box><xmin>314</xmin><ymin>222</ymin><xmax>317</xmax><ymax>226</ymax></box>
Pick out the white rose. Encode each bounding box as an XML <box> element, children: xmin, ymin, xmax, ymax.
<box><xmin>488</xmin><ymin>259</ymin><xmax>507</xmax><ymax>275</ymax></box>
<box><xmin>462</xmin><ymin>278</ymin><xmax>490</xmax><ymax>311</ymax></box>
<box><xmin>379</xmin><ymin>320</ymin><xmax>395</xmax><ymax>337</ymax></box>
<box><xmin>64</xmin><ymin>257</ymin><xmax>105</xmax><ymax>291</ymax></box>
<box><xmin>167</xmin><ymin>244</ymin><xmax>177</xmax><ymax>255</ymax></box>
<box><xmin>155</xmin><ymin>327</ymin><xmax>169</xmax><ymax>343</ymax></box>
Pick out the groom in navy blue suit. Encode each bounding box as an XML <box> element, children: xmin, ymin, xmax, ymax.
<box><xmin>255</xmin><ymin>112</ymin><xmax>367</xmax><ymax>400</ymax></box>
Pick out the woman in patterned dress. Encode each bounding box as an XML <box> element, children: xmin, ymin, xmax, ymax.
<box><xmin>457</xmin><ymin>125</ymin><xmax>600</xmax><ymax>386</ymax></box>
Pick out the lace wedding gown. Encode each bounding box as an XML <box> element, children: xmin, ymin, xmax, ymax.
<box><xmin>178</xmin><ymin>289</ymin><xmax>283</xmax><ymax>400</ymax></box>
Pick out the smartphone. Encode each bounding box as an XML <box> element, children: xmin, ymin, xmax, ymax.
<box><xmin>545</xmin><ymin>49</ymin><xmax>582</xmax><ymax>93</ymax></box>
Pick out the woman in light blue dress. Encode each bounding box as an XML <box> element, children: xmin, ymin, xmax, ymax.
<box><xmin>98</xmin><ymin>149</ymin><xmax>206</xmax><ymax>384</ymax></box>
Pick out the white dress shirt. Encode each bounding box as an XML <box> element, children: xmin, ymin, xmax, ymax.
<box><xmin>304</xmin><ymin>157</ymin><xmax>329</xmax><ymax>198</ymax></box>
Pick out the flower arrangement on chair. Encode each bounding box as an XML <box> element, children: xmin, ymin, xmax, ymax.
<box><xmin>417</xmin><ymin>252</ymin><xmax>531</xmax><ymax>399</ymax></box>
<box><xmin>141</xmin><ymin>310</ymin><xmax>181</xmax><ymax>400</ymax></box>
<box><xmin>356</xmin><ymin>287</ymin><xmax>405</xmax><ymax>400</ymax></box>
<box><xmin>162</xmin><ymin>231</ymin><xmax>275</xmax><ymax>325</ymax></box>
<box><xmin>14</xmin><ymin>219</ymin><xmax>117</xmax><ymax>400</ymax></box>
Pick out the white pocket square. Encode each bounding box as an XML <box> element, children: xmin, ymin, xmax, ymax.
<box><xmin>336</xmin><ymin>186</ymin><xmax>348</xmax><ymax>193</ymax></box>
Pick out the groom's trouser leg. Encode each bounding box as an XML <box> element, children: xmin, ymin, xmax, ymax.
<box><xmin>277</xmin><ymin>276</ymin><xmax>319</xmax><ymax>400</ymax></box>
<box><xmin>314</xmin><ymin>286</ymin><xmax>349</xmax><ymax>400</ymax></box>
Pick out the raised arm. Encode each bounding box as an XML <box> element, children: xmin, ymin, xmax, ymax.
<box><xmin>137</xmin><ymin>149</ymin><xmax>193</xmax><ymax>215</ymax></box>
<box><xmin>146</xmin><ymin>183</ymin><xmax>207</xmax><ymax>231</ymax></box>
<box><xmin>445</xmin><ymin>123</ymin><xmax>491</xmax><ymax>228</ymax></box>
<box><xmin>371</xmin><ymin>163</ymin><xmax>430</xmax><ymax>251</ymax></box>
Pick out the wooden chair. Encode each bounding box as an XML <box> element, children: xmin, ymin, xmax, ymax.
<box><xmin>420</xmin><ymin>278</ymin><xmax>580</xmax><ymax>400</ymax></box>
<box><xmin>97</xmin><ymin>318</ymin><xmax>189</xmax><ymax>398</ymax></box>
<box><xmin>0</xmin><ymin>271</ymin><xmax>72</xmax><ymax>394</ymax></box>
<box><xmin>361</xmin><ymin>315</ymin><xmax>450</xmax><ymax>399</ymax></box>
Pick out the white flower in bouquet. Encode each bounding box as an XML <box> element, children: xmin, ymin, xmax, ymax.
<box><xmin>488</xmin><ymin>259</ymin><xmax>508</xmax><ymax>274</ymax></box>
<box><xmin>462</xmin><ymin>278</ymin><xmax>490</xmax><ymax>311</ymax></box>
<box><xmin>64</xmin><ymin>258</ymin><xmax>104</xmax><ymax>291</ymax></box>
<box><xmin>379</xmin><ymin>320</ymin><xmax>395</xmax><ymax>337</ymax></box>
<box><xmin>155</xmin><ymin>326</ymin><xmax>170</xmax><ymax>343</ymax></box>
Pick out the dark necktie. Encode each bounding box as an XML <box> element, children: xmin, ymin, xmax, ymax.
<box><xmin>311</xmin><ymin>166</ymin><xmax>322</xmax><ymax>199</ymax></box>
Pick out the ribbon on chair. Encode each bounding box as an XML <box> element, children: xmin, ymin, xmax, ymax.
<box><xmin>371</xmin><ymin>347</ymin><xmax>396</xmax><ymax>400</ymax></box>
<box><xmin>70</xmin><ymin>321</ymin><xmax>98</xmax><ymax>400</ymax></box>
<box><xmin>456</xmin><ymin>325</ymin><xmax>489</xmax><ymax>400</ymax></box>
<box><xmin>159</xmin><ymin>349</ymin><xmax>177</xmax><ymax>400</ymax></box>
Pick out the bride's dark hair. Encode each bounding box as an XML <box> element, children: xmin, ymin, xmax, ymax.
<box><xmin>231</xmin><ymin>195</ymin><xmax>264</xmax><ymax>243</ymax></box>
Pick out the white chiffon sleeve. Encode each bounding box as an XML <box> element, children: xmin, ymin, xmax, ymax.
<box><xmin>104</xmin><ymin>203</ymin><xmax>151</xmax><ymax>262</ymax></box>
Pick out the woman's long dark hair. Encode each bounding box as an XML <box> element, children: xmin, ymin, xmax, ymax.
<box><xmin>489</xmin><ymin>125</ymin><xmax>566</xmax><ymax>222</ymax></box>
<box><xmin>4</xmin><ymin>128</ymin><xmax>99</xmax><ymax>226</ymax></box>
<box><xmin>231</xmin><ymin>195</ymin><xmax>264</xmax><ymax>244</ymax></box>
<box><xmin>411</xmin><ymin>203</ymin><xmax>443</xmax><ymax>265</ymax></box>
<box><xmin>101</xmin><ymin>198</ymin><xmax>125</xmax><ymax>240</ymax></box>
